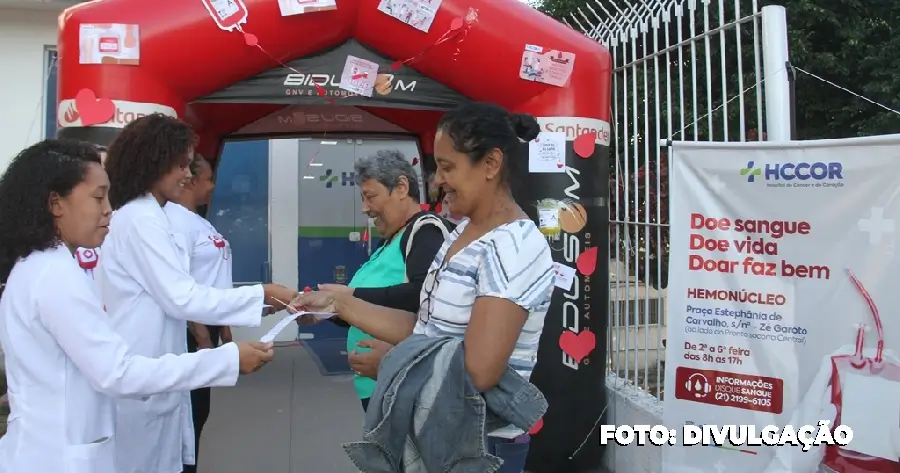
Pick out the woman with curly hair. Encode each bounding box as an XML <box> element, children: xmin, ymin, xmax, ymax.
<box><xmin>98</xmin><ymin>114</ymin><xmax>299</xmax><ymax>473</ymax></box>
<box><xmin>0</xmin><ymin>139</ymin><xmax>276</xmax><ymax>473</ymax></box>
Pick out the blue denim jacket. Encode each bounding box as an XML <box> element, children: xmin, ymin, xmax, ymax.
<box><xmin>342</xmin><ymin>335</ymin><xmax>547</xmax><ymax>473</ymax></box>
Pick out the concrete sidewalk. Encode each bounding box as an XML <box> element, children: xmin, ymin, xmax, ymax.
<box><xmin>0</xmin><ymin>346</ymin><xmax>362</xmax><ymax>471</ymax></box>
<box><xmin>197</xmin><ymin>345</ymin><xmax>361</xmax><ymax>473</ymax></box>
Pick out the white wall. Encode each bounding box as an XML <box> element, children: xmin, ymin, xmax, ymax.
<box><xmin>604</xmin><ymin>374</ymin><xmax>664</xmax><ymax>473</ymax></box>
<box><xmin>0</xmin><ymin>7</ymin><xmax>59</xmax><ymax>171</ymax></box>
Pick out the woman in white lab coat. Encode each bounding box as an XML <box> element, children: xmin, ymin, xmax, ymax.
<box><xmin>165</xmin><ymin>154</ymin><xmax>238</xmax><ymax>473</ymax></box>
<box><xmin>101</xmin><ymin>114</ymin><xmax>300</xmax><ymax>473</ymax></box>
<box><xmin>0</xmin><ymin>140</ymin><xmax>276</xmax><ymax>473</ymax></box>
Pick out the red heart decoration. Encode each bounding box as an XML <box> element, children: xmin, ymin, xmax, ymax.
<box><xmin>243</xmin><ymin>32</ymin><xmax>258</xmax><ymax>46</ymax></box>
<box><xmin>449</xmin><ymin>17</ymin><xmax>465</xmax><ymax>31</ymax></box>
<box><xmin>74</xmin><ymin>89</ymin><xmax>115</xmax><ymax>127</ymax></box>
<box><xmin>528</xmin><ymin>417</ymin><xmax>544</xmax><ymax>435</ymax></box>
<box><xmin>576</xmin><ymin>247</ymin><xmax>598</xmax><ymax>276</ymax></box>
<box><xmin>434</xmin><ymin>203</ymin><xmax>442</xmax><ymax>213</ymax></box>
<box><xmin>573</xmin><ymin>132</ymin><xmax>596</xmax><ymax>158</ymax></box>
<box><xmin>559</xmin><ymin>329</ymin><xmax>596</xmax><ymax>363</ymax></box>
<box><xmin>420</xmin><ymin>203</ymin><xmax>430</xmax><ymax>211</ymax></box>
<box><xmin>412</xmin><ymin>157</ymin><xmax>419</xmax><ymax>165</ymax></box>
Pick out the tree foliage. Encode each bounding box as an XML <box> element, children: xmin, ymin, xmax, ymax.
<box><xmin>536</xmin><ymin>0</ymin><xmax>900</xmax><ymax>289</ymax></box>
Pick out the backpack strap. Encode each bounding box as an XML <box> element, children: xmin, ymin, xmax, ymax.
<box><xmin>405</xmin><ymin>214</ymin><xmax>451</xmax><ymax>259</ymax></box>
<box><xmin>401</xmin><ymin>214</ymin><xmax>452</xmax><ymax>283</ymax></box>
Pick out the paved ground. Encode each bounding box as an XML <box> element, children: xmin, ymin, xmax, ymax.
<box><xmin>197</xmin><ymin>345</ymin><xmax>361</xmax><ymax>473</ymax></box>
<box><xmin>0</xmin><ymin>346</ymin><xmax>362</xmax><ymax>472</ymax></box>
<box><xmin>0</xmin><ymin>346</ymin><xmax>611</xmax><ymax>473</ymax></box>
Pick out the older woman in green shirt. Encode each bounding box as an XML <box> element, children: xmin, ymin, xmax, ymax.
<box><xmin>304</xmin><ymin>150</ymin><xmax>452</xmax><ymax>410</ymax></box>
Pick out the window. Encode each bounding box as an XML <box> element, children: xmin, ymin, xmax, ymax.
<box><xmin>44</xmin><ymin>49</ymin><xmax>58</xmax><ymax>139</ymax></box>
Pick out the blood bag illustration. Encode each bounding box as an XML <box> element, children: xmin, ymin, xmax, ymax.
<box><xmin>765</xmin><ymin>269</ymin><xmax>900</xmax><ymax>473</ymax></box>
<box><xmin>821</xmin><ymin>270</ymin><xmax>900</xmax><ymax>473</ymax></box>
<box><xmin>200</xmin><ymin>0</ymin><xmax>249</xmax><ymax>31</ymax></box>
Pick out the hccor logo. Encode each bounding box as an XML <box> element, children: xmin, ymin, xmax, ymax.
<box><xmin>318</xmin><ymin>169</ymin><xmax>355</xmax><ymax>188</ymax></box>
<box><xmin>57</xmin><ymin>99</ymin><xmax>177</xmax><ymax>128</ymax></box>
<box><xmin>741</xmin><ymin>160</ymin><xmax>844</xmax><ymax>182</ymax></box>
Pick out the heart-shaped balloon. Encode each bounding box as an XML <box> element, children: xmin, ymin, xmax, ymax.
<box><xmin>74</xmin><ymin>88</ymin><xmax>115</xmax><ymax>127</ymax></box>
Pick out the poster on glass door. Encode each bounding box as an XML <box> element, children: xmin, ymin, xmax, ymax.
<box><xmin>663</xmin><ymin>135</ymin><xmax>900</xmax><ymax>473</ymax></box>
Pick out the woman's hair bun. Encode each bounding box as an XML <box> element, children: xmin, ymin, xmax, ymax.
<box><xmin>511</xmin><ymin>113</ymin><xmax>541</xmax><ymax>142</ymax></box>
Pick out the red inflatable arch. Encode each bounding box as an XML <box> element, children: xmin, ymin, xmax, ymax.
<box><xmin>57</xmin><ymin>1</ymin><xmax>612</xmax><ymax>471</ymax></box>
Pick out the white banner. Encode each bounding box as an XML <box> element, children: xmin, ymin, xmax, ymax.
<box><xmin>663</xmin><ymin>135</ymin><xmax>900</xmax><ymax>473</ymax></box>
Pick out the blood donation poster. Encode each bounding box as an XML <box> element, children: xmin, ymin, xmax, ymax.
<box><xmin>662</xmin><ymin>135</ymin><xmax>900</xmax><ymax>473</ymax></box>
<box><xmin>79</xmin><ymin>23</ymin><xmax>140</xmax><ymax>65</ymax></box>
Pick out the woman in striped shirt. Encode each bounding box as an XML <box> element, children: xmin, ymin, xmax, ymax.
<box><xmin>295</xmin><ymin>102</ymin><xmax>554</xmax><ymax>473</ymax></box>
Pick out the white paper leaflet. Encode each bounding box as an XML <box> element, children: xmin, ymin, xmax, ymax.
<box><xmin>259</xmin><ymin>311</ymin><xmax>335</xmax><ymax>343</ymax></box>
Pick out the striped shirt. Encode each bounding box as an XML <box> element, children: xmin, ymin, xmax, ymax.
<box><xmin>413</xmin><ymin>218</ymin><xmax>554</xmax><ymax>379</ymax></box>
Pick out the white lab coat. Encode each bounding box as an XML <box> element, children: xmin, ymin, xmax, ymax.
<box><xmin>164</xmin><ymin>202</ymin><xmax>232</xmax><ymax>290</ymax></box>
<box><xmin>99</xmin><ymin>194</ymin><xmax>266</xmax><ymax>473</ymax></box>
<box><xmin>0</xmin><ymin>245</ymin><xmax>242</xmax><ymax>473</ymax></box>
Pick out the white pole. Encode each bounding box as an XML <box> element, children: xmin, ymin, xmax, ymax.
<box><xmin>761</xmin><ymin>5</ymin><xmax>792</xmax><ymax>141</ymax></box>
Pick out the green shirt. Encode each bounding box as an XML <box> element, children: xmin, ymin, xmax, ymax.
<box><xmin>346</xmin><ymin>230</ymin><xmax>407</xmax><ymax>399</ymax></box>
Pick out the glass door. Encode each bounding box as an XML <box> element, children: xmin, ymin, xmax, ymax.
<box><xmin>292</xmin><ymin>136</ymin><xmax>422</xmax><ymax>340</ymax></box>
<box><xmin>296</xmin><ymin>138</ymin><xmax>364</xmax><ymax>339</ymax></box>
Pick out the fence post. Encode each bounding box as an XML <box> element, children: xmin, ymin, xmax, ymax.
<box><xmin>761</xmin><ymin>5</ymin><xmax>792</xmax><ymax>141</ymax></box>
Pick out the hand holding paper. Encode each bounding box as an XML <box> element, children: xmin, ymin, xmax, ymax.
<box><xmin>290</xmin><ymin>289</ymin><xmax>337</xmax><ymax>313</ymax></box>
<box><xmin>259</xmin><ymin>311</ymin><xmax>336</xmax><ymax>343</ymax></box>
<box><xmin>263</xmin><ymin>284</ymin><xmax>300</xmax><ymax>310</ymax></box>
<box><xmin>236</xmin><ymin>341</ymin><xmax>274</xmax><ymax>374</ymax></box>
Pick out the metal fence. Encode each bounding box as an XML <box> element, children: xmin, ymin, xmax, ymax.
<box><xmin>566</xmin><ymin>0</ymin><xmax>769</xmax><ymax>399</ymax></box>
